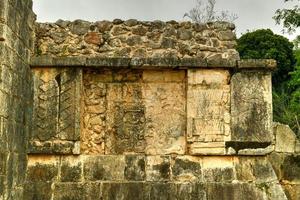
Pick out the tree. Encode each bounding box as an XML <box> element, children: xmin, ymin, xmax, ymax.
<box><xmin>237</xmin><ymin>29</ymin><xmax>296</xmax><ymax>88</ymax></box>
<box><xmin>273</xmin><ymin>0</ymin><xmax>300</xmax><ymax>33</ymax></box>
<box><xmin>184</xmin><ymin>0</ymin><xmax>237</xmax><ymax>23</ymax></box>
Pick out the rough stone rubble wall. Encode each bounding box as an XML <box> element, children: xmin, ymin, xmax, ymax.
<box><xmin>35</xmin><ymin>19</ymin><xmax>239</xmax><ymax>63</ymax></box>
<box><xmin>0</xmin><ymin>0</ymin><xmax>35</xmax><ymax>199</ymax></box>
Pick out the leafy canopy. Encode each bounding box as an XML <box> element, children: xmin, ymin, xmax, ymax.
<box><xmin>273</xmin><ymin>0</ymin><xmax>300</xmax><ymax>33</ymax></box>
<box><xmin>237</xmin><ymin>29</ymin><xmax>296</xmax><ymax>87</ymax></box>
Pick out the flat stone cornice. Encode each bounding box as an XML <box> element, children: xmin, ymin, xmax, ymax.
<box><xmin>30</xmin><ymin>56</ymin><xmax>276</xmax><ymax>70</ymax></box>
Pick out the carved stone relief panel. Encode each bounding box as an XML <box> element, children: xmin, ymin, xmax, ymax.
<box><xmin>30</xmin><ymin>68</ymin><xmax>81</xmax><ymax>154</ymax></box>
<box><xmin>230</xmin><ymin>71</ymin><xmax>273</xmax><ymax>145</ymax></box>
<box><xmin>187</xmin><ymin>69</ymin><xmax>231</xmax><ymax>155</ymax></box>
<box><xmin>142</xmin><ymin>70</ymin><xmax>186</xmax><ymax>155</ymax></box>
<box><xmin>81</xmin><ymin>69</ymin><xmax>186</xmax><ymax>155</ymax></box>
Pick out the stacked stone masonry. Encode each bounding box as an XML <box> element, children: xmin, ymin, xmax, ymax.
<box><xmin>0</xmin><ymin>0</ymin><xmax>299</xmax><ymax>198</ymax></box>
<box><xmin>0</xmin><ymin>0</ymin><xmax>35</xmax><ymax>199</ymax></box>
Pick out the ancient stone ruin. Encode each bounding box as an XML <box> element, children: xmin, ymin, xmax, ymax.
<box><xmin>0</xmin><ymin>0</ymin><xmax>300</xmax><ymax>199</ymax></box>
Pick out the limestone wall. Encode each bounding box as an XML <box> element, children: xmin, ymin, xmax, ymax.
<box><xmin>25</xmin><ymin>16</ymin><xmax>283</xmax><ymax>198</ymax></box>
<box><xmin>0</xmin><ymin>0</ymin><xmax>35</xmax><ymax>199</ymax></box>
<box><xmin>0</xmin><ymin>6</ymin><xmax>293</xmax><ymax>198</ymax></box>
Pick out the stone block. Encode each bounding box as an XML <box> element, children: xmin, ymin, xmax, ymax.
<box><xmin>0</xmin><ymin>152</ymin><xmax>7</xmax><ymax>175</ymax></box>
<box><xmin>189</xmin><ymin>142</ymin><xmax>226</xmax><ymax>155</ymax></box>
<box><xmin>274</xmin><ymin>123</ymin><xmax>296</xmax><ymax>153</ymax></box>
<box><xmin>283</xmin><ymin>184</ymin><xmax>300</xmax><ymax>200</ymax></box>
<box><xmin>238</xmin><ymin>59</ymin><xmax>277</xmax><ymax>70</ymax></box>
<box><xmin>142</xmin><ymin>70</ymin><xmax>185</xmax><ymax>83</ymax></box>
<box><xmin>282</xmin><ymin>155</ymin><xmax>300</xmax><ymax>183</ymax></box>
<box><xmin>102</xmin><ymin>182</ymin><xmax>145</xmax><ymax>200</ymax></box>
<box><xmin>26</xmin><ymin>155</ymin><xmax>59</xmax><ymax>182</ymax></box>
<box><xmin>202</xmin><ymin>157</ymin><xmax>235</xmax><ymax>182</ymax></box>
<box><xmin>83</xmin><ymin>155</ymin><xmax>125</xmax><ymax>181</ymax></box>
<box><xmin>124</xmin><ymin>155</ymin><xmax>146</xmax><ymax>181</ymax></box>
<box><xmin>295</xmin><ymin>141</ymin><xmax>300</xmax><ymax>153</ymax></box>
<box><xmin>0</xmin><ymin>175</ymin><xmax>5</xmax><ymax>198</ymax></box>
<box><xmin>175</xmin><ymin>183</ymin><xmax>207</xmax><ymax>200</ymax></box>
<box><xmin>206</xmin><ymin>183</ymin><xmax>267</xmax><ymax>200</ymax></box>
<box><xmin>23</xmin><ymin>182</ymin><xmax>52</xmax><ymax>200</ymax></box>
<box><xmin>53</xmin><ymin>183</ymin><xmax>102</xmax><ymax>200</ymax></box>
<box><xmin>187</xmin><ymin>69</ymin><xmax>230</xmax><ymax>155</ymax></box>
<box><xmin>266</xmin><ymin>183</ymin><xmax>288</xmax><ymax>200</ymax></box>
<box><xmin>172</xmin><ymin>156</ymin><xmax>202</xmax><ymax>182</ymax></box>
<box><xmin>60</xmin><ymin>156</ymin><xmax>82</xmax><ymax>182</ymax></box>
<box><xmin>235</xmin><ymin>157</ymin><xmax>277</xmax><ymax>182</ymax></box>
<box><xmin>231</xmin><ymin>71</ymin><xmax>273</xmax><ymax>146</ymax></box>
<box><xmin>146</xmin><ymin>156</ymin><xmax>171</xmax><ymax>181</ymax></box>
<box><xmin>144</xmin><ymin>182</ymin><xmax>176</xmax><ymax>200</ymax></box>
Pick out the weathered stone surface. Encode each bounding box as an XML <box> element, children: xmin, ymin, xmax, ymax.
<box><xmin>172</xmin><ymin>156</ymin><xmax>202</xmax><ymax>182</ymax></box>
<box><xmin>102</xmin><ymin>182</ymin><xmax>145</xmax><ymax>200</ymax></box>
<box><xmin>81</xmin><ymin>69</ymin><xmax>185</xmax><ymax>155</ymax></box>
<box><xmin>83</xmin><ymin>155</ymin><xmax>125</xmax><ymax>181</ymax></box>
<box><xmin>35</xmin><ymin>20</ymin><xmax>239</xmax><ymax>61</ymax></box>
<box><xmin>124</xmin><ymin>155</ymin><xmax>146</xmax><ymax>181</ymax></box>
<box><xmin>230</xmin><ymin>71</ymin><xmax>273</xmax><ymax>148</ymax></box>
<box><xmin>206</xmin><ymin>183</ymin><xmax>267</xmax><ymax>200</ymax></box>
<box><xmin>266</xmin><ymin>183</ymin><xmax>288</xmax><ymax>200</ymax></box>
<box><xmin>238</xmin><ymin>59</ymin><xmax>277</xmax><ymax>70</ymax></box>
<box><xmin>69</xmin><ymin>19</ymin><xmax>90</xmax><ymax>35</ymax></box>
<box><xmin>146</xmin><ymin>156</ymin><xmax>171</xmax><ymax>181</ymax></box>
<box><xmin>0</xmin><ymin>0</ymin><xmax>35</xmax><ymax>198</ymax></box>
<box><xmin>187</xmin><ymin>69</ymin><xmax>230</xmax><ymax>155</ymax></box>
<box><xmin>235</xmin><ymin>156</ymin><xmax>277</xmax><ymax>182</ymax></box>
<box><xmin>142</xmin><ymin>70</ymin><xmax>186</xmax><ymax>155</ymax></box>
<box><xmin>283</xmin><ymin>184</ymin><xmax>300</xmax><ymax>200</ymax></box>
<box><xmin>26</xmin><ymin>155</ymin><xmax>59</xmax><ymax>182</ymax></box>
<box><xmin>274</xmin><ymin>123</ymin><xmax>296</xmax><ymax>153</ymax></box>
<box><xmin>282</xmin><ymin>155</ymin><xmax>300</xmax><ymax>183</ymax></box>
<box><xmin>175</xmin><ymin>183</ymin><xmax>206</xmax><ymax>200</ymax></box>
<box><xmin>60</xmin><ymin>156</ymin><xmax>82</xmax><ymax>182</ymax></box>
<box><xmin>30</xmin><ymin>68</ymin><xmax>82</xmax><ymax>154</ymax></box>
<box><xmin>23</xmin><ymin>182</ymin><xmax>52</xmax><ymax>200</ymax></box>
<box><xmin>53</xmin><ymin>182</ymin><xmax>102</xmax><ymax>200</ymax></box>
<box><xmin>84</xmin><ymin>32</ymin><xmax>103</xmax><ymax>45</ymax></box>
<box><xmin>202</xmin><ymin>157</ymin><xmax>234</xmax><ymax>182</ymax></box>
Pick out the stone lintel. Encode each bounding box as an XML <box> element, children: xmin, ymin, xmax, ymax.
<box><xmin>237</xmin><ymin>59</ymin><xmax>276</xmax><ymax>70</ymax></box>
<box><xmin>31</xmin><ymin>56</ymin><xmax>276</xmax><ymax>71</ymax></box>
<box><xmin>30</xmin><ymin>56</ymin><xmax>237</xmax><ymax>68</ymax></box>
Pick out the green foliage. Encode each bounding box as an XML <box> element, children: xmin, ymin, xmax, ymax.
<box><xmin>273</xmin><ymin>0</ymin><xmax>300</xmax><ymax>33</ymax></box>
<box><xmin>288</xmin><ymin>50</ymin><xmax>300</xmax><ymax>135</ymax></box>
<box><xmin>237</xmin><ymin>29</ymin><xmax>300</xmax><ymax>136</ymax></box>
<box><xmin>237</xmin><ymin>29</ymin><xmax>296</xmax><ymax>88</ymax></box>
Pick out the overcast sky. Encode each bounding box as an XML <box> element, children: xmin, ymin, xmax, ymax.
<box><xmin>33</xmin><ymin>0</ymin><xmax>299</xmax><ymax>40</ymax></box>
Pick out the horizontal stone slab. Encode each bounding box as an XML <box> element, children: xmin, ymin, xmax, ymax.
<box><xmin>238</xmin><ymin>59</ymin><xmax>276</xmax><ymax>70</ymax></box>
<box><xmin>30</xmin><ymin>55</ymin><xmax>235</xmax><ymax>68</ymax></box>
<box><xmin>30</xmin><ymin>56</ymin><xmax>276</xmax><ymax>70</ymax></box>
